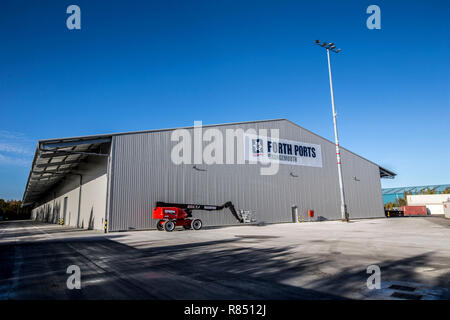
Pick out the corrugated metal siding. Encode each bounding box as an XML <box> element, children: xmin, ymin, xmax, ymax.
<box><xmin>109</xmin><ymin>120</ymin><xmax>384</xmax><ymax>231</ymax></box>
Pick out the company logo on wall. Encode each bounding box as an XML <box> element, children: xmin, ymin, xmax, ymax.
<box><xmin>252</xmin><ymin>139</ymin><xmax>264</xmax><ymax>155</ymax></box>
<box><xmin>244</xmin><ymin>134</ymin><xmax>323</xmax><ymax>168</ymax></box>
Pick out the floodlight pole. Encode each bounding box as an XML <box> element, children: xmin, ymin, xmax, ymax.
<box><xmin>316</xmin><ymin>40</ymin><xmax>349</xmax><ymax>222</ymax></box>
<box><xmin>326</xmin><ymin>48</ymin><xmax>348</xmax><ymax>222</ymax></box>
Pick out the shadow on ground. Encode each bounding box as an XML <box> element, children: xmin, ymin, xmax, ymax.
<box><xmin>1</xmin><ymin>221</ymin><xmax>449</xmax><ymax>300</ymax></box>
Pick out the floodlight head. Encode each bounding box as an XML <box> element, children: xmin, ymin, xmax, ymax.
<box><xmin>315</xmin><ymin>40</ymin><xmax>320</xmax><ymax>44</ymax></box>
<box><xmin>335</xmin><ymin>48</ymin><xmax>341</xmax><ymax>53</ymax></box>
<box><xmin>329</xmin><ymin>45</ymin><xmax>336</xmax><ymax>50</ymax></box>
<box><xmin>321</xmin><ymin>42</ymin><xmax>327</xmax><ymax>47</ymax></box>
<box><xmin>328</xmin><ymin>43</ymin><xmax>334</xmax><ymax>46</ymax></box>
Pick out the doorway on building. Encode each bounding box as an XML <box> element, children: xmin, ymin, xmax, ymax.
<box><xmin>291</xmin><ymin>205</ymin><xmax>298</xmax><ymax>223</ymax></box>
<box><xmin>63</xmin><ymin>197</ymin><xmax>68</xmax><ymax>225</ymax></box>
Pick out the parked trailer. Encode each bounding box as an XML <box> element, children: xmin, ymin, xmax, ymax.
<box><xmin>402</xmin><ymin>206</ymin><xmax>427</xmax><ymax>216</ymax></box>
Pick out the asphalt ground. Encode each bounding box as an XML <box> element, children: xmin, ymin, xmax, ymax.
<box><xmin>1</xmin><ymin>216</ymin><xmax>449</xmax><ymax>300</ymax></box>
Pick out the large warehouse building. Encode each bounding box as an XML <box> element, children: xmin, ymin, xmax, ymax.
<box><xmin>23</xmin><ymin>119</ymin><xmax>395</xmax><ymax>232</ymax></box>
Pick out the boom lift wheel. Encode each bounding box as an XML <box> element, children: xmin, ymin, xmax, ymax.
<box><xmin>164</xmin><ymin>220</ymin><xmax>176</xmax><ymax>232</ymax></box>
<box><xmin>191</xmin><ymin>219</ymin><xmax>202</xmax><ymax>230</ymax></box>
<box><xmin>156</xmin><ymin>220</ymin><xmax>164</xmax><ymax>231</ymax></box>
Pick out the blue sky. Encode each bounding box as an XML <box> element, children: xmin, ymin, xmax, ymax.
<box><xmin>0</xmin><ymin>0</ymin><xmax>449</xmax><ymax>200</ymax></box>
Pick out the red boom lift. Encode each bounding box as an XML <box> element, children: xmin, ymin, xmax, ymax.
<box><xmin>152</xmin><ymin>201</ymin><xmax>244</xmax><ymax>232</ymax></box>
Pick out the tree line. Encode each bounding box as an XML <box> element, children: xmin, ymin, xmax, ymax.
<box><xmin>0</xmin><ymin>199</ymin><xmax>31</xmax><ymax>220</ymax></box>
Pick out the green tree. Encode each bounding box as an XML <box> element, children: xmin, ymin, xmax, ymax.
<box><xmin>384</xmin><ymin>195</ymin><xmax>407</xmax><ymax>209</ymax></box>
<box><xmin>0</xmin><ymin>199</ymin><xmax>29</xmax><ymax>220</ymax></box>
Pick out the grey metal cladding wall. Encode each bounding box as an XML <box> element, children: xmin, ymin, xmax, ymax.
<box><xmin>109</xmin><ymin>120</ymin><xmax>384</xmax><ymax>231</ymax></box>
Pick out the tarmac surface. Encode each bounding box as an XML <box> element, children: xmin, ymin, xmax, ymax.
<box><xmin>1</xmin><ymin>216</ymin><xmax>449</xmax><ymax>300</ymax></box>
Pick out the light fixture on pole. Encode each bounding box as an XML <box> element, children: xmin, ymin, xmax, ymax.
<box><xmin>315</xmin><ymin>40</ymin><xmax>349</xmax><ymax>222</ymax></box>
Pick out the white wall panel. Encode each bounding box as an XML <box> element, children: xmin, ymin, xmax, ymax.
<box><xmin>31</xmin><ymin>158</ymin><xmax>108</xmax><ymax>230</ymax></box>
